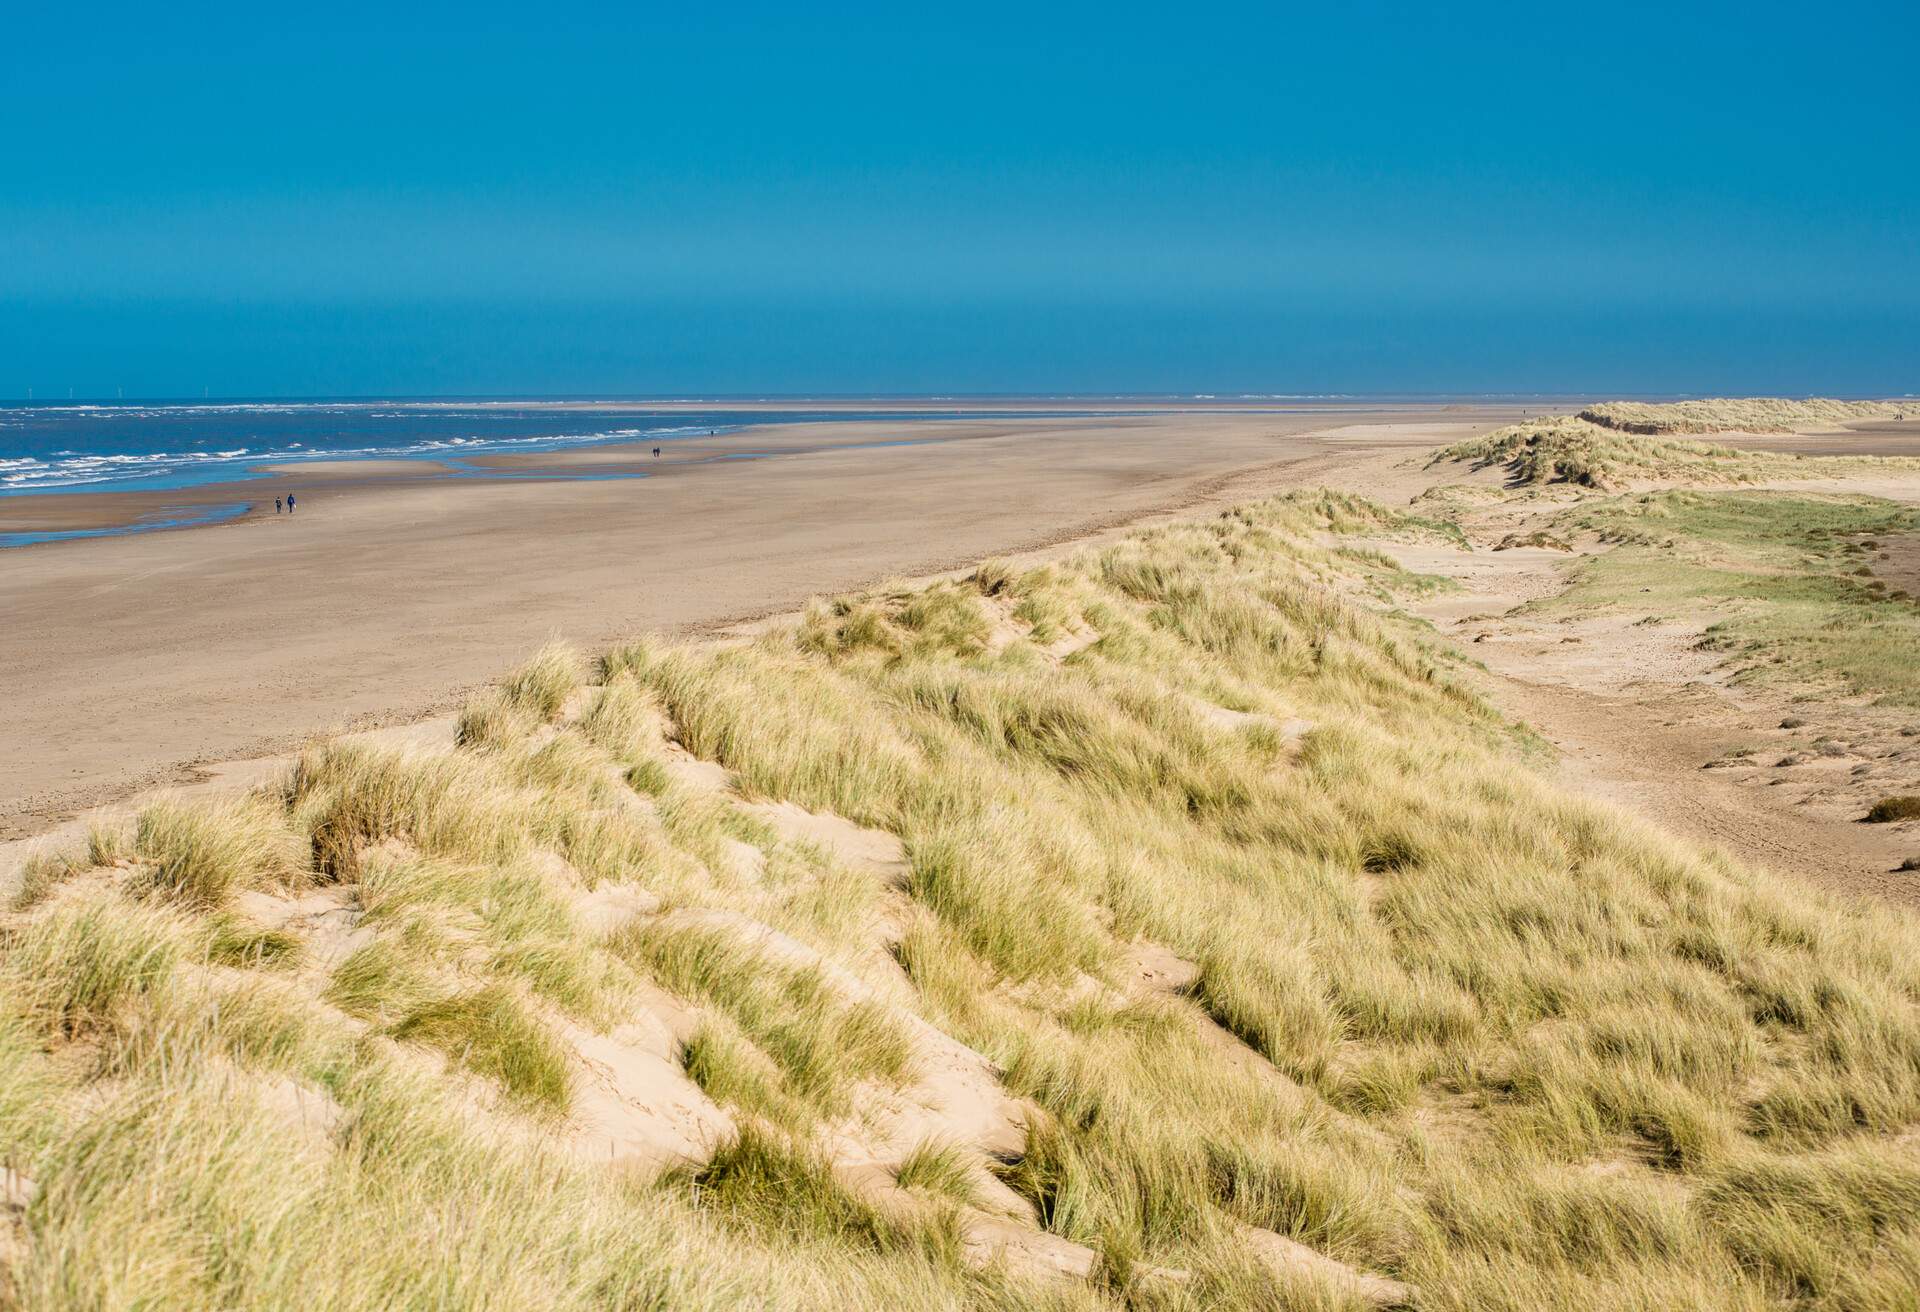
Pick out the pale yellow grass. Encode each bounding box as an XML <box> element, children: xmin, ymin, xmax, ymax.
<box><xmin>1580</xmin><ymin>397</ymin><xmax>1915</xmax><ymax>435</ymax></box>
<box><xmin>4</xmin><ymin>488</ymin><xmax>1920</xmax><ymax>1309</ymax></box>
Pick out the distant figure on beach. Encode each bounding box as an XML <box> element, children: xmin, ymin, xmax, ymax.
<box><xmin>286</xmin><ymin>493</ymin><xmax>296</xmax><ymax>514</ymax></box>
<box><xmin>275</xmin><ymin>496</ymin><xmax>283</xmax><ymax>514</ymax></box>
<box><xmin>653</xmin><ymin>446</ymin><xmax>660</xmax><ymax>457</ymax></box>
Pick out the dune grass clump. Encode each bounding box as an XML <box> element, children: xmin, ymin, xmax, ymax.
<box><xmin>577</xmin><ymin>672</ymin><xmax>668</xmax><ymax>764</ymax></box>
<box><xmin>681</xmin><ymin>1022</ymin><xmax>797</xmax><ymax>1124</ymax></box>
<box><xmin>132</xmin><ymin>796</ymin><xmax>304</xmax><ymax>909</ymax></box>
<box><xmin>688</xmin><ymin>1124</ymin><xmax>964</xmax><ymax>1268</ymax></box>
<box><xmin>9</xmin><ymin>849</ymin><xmax>84</xmax><ymax>911</ymax></box>
<box><xmin>893</xmin><ymin>1139</ymin><xmax>979</xmax><ymax>1205</ymax></box>
<box><xmin>390</xmin><ymin>986</ymin><xmax>574</xmax><ymax>1111</ymax></box>
<box><xmin>453</xmin><ymin>687</ymin><xmax>535</xmax><ymax>749</ymax></box>
<box><xmin>1864</xmin><ymin>796</ymin><xmax>1920</xmax><ymax>823</ymax></box>
<box><xmin>617</xmin><ymin>919</ymin><xmax>912</xmax><ymax>1121</ymax></box>
<box><xmin>799</xmin><ymin>580</ymin><xmax>993</xmax><ymax>661</ymax></box>
<box><xmin>4</xmin><ymin>895</ymin><xmax>191</xmax><ymax>1038</ymax></box>
<box><xmin>85</xmin><ymin>823</ymin><xmax>128</xmax><ymax>867</ymax></box>
<box><xmin>1432</xmin><ymin>417</ymin><xmax>1785</xmax><ymax>490</ymax></box>
<box><xmin>599</xmin><ymin>637</ymin><xmax>658</xmax><ymax>683</ymax></box>
<box><xmin>499</xmin><ymin>640</ymin><xmax>583</xmax><ymax>721</ymax></box>
<box><xmin>288</xmin><ymin>742</ymin><xmax>541</xmax><ymax>879</ymax></box>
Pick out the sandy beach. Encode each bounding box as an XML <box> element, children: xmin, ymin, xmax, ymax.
<box><xmin>0</xmin><ymin>404</ymin><xmax>1534</xmax><ymax>836</ymax></box>
<box><xmin>10</xmin><ymin>400</ymin><xmax>1920</xmax><ymax>1309</ymax></box>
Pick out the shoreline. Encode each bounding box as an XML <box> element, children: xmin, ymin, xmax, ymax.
<box><xmin>8</xmin><ymin>405</ymin><xmax>1911</xmax><ymax>544</ymax></box>
<box><xmin>0</xmin><ymin>401</ymin><xmax>1498</xmax><ymax>539</ymax></box>
<box><xmin>0</xmin><ymin>439</ymin><xmax>1428</xmax><ymax>880</ymax></box>
<box><xmin>0</xmin><ymin>407</ymin><xmax>1532</xmax><ymax>838</ymax></box>
<box><xmin>7</xmin><ymin>410</ymin><xmax>1917</xmax><ymax>905</ymax></box>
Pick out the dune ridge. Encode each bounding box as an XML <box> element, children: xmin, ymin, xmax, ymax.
<box><xmin>8</xmin><ymin>477</ymin><xmax>1920</xmax><ymax>1309</ymax></box>
<box><xmin>1579</xmin><ymin>397</ymin><xmax>1916</xmax><ymax>436</ymax></box>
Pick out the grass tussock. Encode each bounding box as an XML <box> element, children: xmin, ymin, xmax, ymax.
<box><xmin>618</xmin><ymin>918</ymin><xmax>912</xmax><ymax>1122</ymax></box>
<box><xmin>894</xmin><ymin>1139</ymin><xmax>980</xmax><ymax>1204</ymax></box>
<box><xmin>7</xmin><ymin>486</ymin><xmax>1920</xmax><ymax>1307</ymax></box>
<box><xmin>687</xmin><ymin>1123</ymin><xmax>964</xmax><ymax>1267</ymax></box>
<box><xmin>389</xmin><ymin>985</ymin><xmax>574</xmax><ymax>1111</ymax></box>
<box><xmin>1864</xmin><ymin>796</ymin><xmax>1920</xmax><ymax>823</ymax></box>
<box><xmin>1432</xmin><ymin>417</ymin><xmax>1784</xmax><ymax>490</ymax></box>
<box><xmin>501</xmin><ymin>640</ymin><xmax>583</xmax><ymax>720</ymax></box>
<box><xmin>133</xmin><ymin>796</ymin><xmax>304</xmax><ymax>908</ymax></box>
<box><xmin>4</xmin><ymin>894</ymin><xmax>192</xmax><ymax>1037</ymax></box>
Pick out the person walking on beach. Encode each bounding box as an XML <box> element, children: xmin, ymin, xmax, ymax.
<box><xmin>286</xmin><ymin>492</ymin><xmax>296</xmax><ymax>514</ymax></box>
<box><xmin>275</xmin><ymin>496</ymin><xmax>283</xmax><ymax>514</ymax></box>
<box><xmin>653</xmin><ymin>446</ymin><xmax>660</xmax><ymax>457</ymax></box>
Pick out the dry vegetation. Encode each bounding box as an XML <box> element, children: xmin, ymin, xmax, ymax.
<box><xmin>1579</xmin><ymin>398</ymin><xmax>1914</xmax><ymax>436</ymax></box>
<box><xmin>1434</xmin><ymin>415</ymin><xmax>1920</xmax><ymax>493</ymax></box>
<box><xmin>7</xmin><ymin>489</ymin><xmax>1920</xmax><ymax>1310</ymax></box>
<box><xmin>1432</xmin><ymin>417</ymin><xmax>1789</xmax><ymax>490</ymax></box>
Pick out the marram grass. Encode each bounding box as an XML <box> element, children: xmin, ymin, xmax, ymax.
<box><xmin>4</xmin><ymin>488</ymin><xmax>1920</xmax><ymax>1309</ymax></box>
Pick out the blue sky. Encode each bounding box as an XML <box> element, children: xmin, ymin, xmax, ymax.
<box><xmin>3</xmin><ymin>2</ymin><xmax>1915</xmax><ymax>396</ymax></box>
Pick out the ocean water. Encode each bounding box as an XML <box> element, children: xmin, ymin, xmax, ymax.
<box><xmin>0</xmin><ymin>400</ymin><xmax>1117</xmax><ymax>498</ymax></box>
<box><xmin>0</xmin><ymin>502</ymin><xmax>251</xmax><ymax>550</ymax></box>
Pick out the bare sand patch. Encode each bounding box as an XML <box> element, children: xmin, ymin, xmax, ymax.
<box><xmin>561</xmin><ymin>1005</ymin><xmax>735</xmax><ymax>1171</ymax></box>
<box><xmin>1365</xmin><ymin>467</ymin><xmax>1920</xmax><ymax>904</ymax></box>
<box><xmin>253</xmin><ymin>460</ymin><xmax>448</xmax><ymax>477</ymax></box>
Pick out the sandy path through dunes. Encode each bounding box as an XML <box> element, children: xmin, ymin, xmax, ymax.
<box><xmin>1485</xmin><ymin>670</ymin><xmax>1920</xmax><ymax>905</ymax></box>
<box><xmin>1374</xmin><ymin>455</ymin><xmax>1920</xmax><ymax>908</ymax></box>
<box><xmin>0</xmin><ymin>406</ymin><xmax>1525</xmax><ymax>837</ymax></box>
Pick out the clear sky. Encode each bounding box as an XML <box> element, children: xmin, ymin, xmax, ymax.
<box><xmin>3</xmin><ymin>1</ymin><xmax>1915</xmax><ymax>397</ymax></box>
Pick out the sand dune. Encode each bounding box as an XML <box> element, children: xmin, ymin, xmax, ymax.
<box><xmin>10</xmin><ymin>453</ymin><xmax>1920</xmax><ymax>1307</ymax></box>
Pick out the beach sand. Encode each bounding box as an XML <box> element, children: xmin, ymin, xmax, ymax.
<box><xmin>0</xmin><ymin>404</ymin><xmax>1533</xmax><ymax>836</ymax></box>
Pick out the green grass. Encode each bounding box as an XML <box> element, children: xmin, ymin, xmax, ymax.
<box><xmin>1534</xmin><ymin>490</ymin><xmax>1920</xmax><ymax>705</ymax></box>
<box><xmin>389</xmin><ymin>986</ymin><xmax>574</xmax><ymax>1112</ymax></box>
<box><xmin>688</xmin><ymin>1124</ymin><xmax>966</xmax><ymax>1267</ymax></box>
<box><xmin>681</xmin><ymin>1022</ymin><xmax>798</xmax><ymax>1124</ymax></box>
<box><xmin>616</xmin><ymin>918</ymin><xmax>912</xmax><ymax>1122</ymax></box>
<box><xmin>894</xmin><ymin>1139</ymin><xmax>979</xmax><ymax>1204</ymax></box>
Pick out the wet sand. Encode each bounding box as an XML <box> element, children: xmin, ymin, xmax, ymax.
<box><xmin>0</xmin><ymin>404</ymin><xmax>1534</xmax><ymax>836</ymax></box>
<box><xmin>0</xmin><ymin>405</ymin><xmax>1507</xmax><ymax>535</ymax></box>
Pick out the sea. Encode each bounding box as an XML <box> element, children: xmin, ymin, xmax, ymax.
<box><xmin>0</xmin><ymin>395</ymin><xmax>1423</xmax><ymax>501</ymax></box>
<box><xmin>0</xmin><ymin>396</ymin><xmax>1406</xmax><ymax>547</ymax></box>
<box><xmin>0</xmin><ymin>399</ymin><xmax>1118</xmax><ymax>499</ymax></box>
